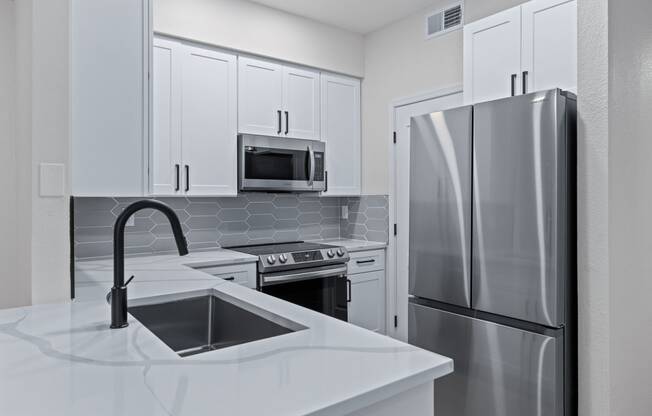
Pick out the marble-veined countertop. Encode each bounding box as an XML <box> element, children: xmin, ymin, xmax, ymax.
<box><xmin>0</xmin><ymin>242</ymin><xmax>451</xmax><ymax>416</ymax></box>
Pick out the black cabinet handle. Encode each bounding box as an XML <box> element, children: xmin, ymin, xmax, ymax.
<box><xmin>175</xmin><ymin>164</ymin><xmax>180</xmax><ymax>191</ymax></box>
<box><xmin>522</xmin><ymin>71</ymin><xmax>529</xmax><ymax>94</ymax></box>
<box><xmin>324</xmin><ymin>171</ymin><xmax>328</xmax><ymax>193</ymax></box>
<box><xmin>184</xmin><ymin>165</ymin><xmax>190</xmax><ymax>192</ymax></box>
<box><xmin>284</xmin><ymin>111</ymin><xmax>289</xmax><ymax>135</ymax></box>
<box><xmin>347</xmin><ymin>278</ymin><xmax>352</xmax><ymax>302</ymax></box>
<box><xmin>511</xmin><ymin>74</ymin><xmax>517</xmax><ymax>96</ymax></box>
<box><xmin>223</xmin><ymin>276</ymin><xmax>235</xmax><ymax>281</ymax></box>
<box><xmin>356</xmin><ymin>259</ymin><xmax>375</xmax><ymax>265</ymax></box>
<box><xmin>277</xmin><ymin>110</ymin><xmax>282</xmax><ymax>134</ymax></box>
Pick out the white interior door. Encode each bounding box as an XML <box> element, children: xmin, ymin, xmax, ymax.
<box><xmin>321</xmin><ymin>73</ymin><xmax>361</xmax><ymax>196</ymax></box>
<box><xmin>238</xmin><ymin>57</ymin><xmax>283</xmax><ymax>136</ymax></box>
<box><xmin>181</xmin><ymin>44</ymin><xmax>237</xmax><ymax>196</ymax></box>
<box><xmin>522</xmin><ymin>0</ymin><xmax>577</xmax><ymax>94</ymax></box>
<box><xmin>282</xmin><ymin>65</ymin><xmax>320</xmax><ymax>139</ymax></box>
<box><xmin>152</xmin><ymin>37</ymin><xmax>182</xmax><ymax>195</ymax></box>
<box><xmin>393</xmin><ymin>90</ymin><xmax>464</xmax><ymax>341</ymax></box>
<box><xmin>463</xmin><ymin>6</ymin><xmax>522</xmax><ymax>104</ymax></box>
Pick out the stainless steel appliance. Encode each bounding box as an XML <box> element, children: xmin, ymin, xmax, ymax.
<box><xmin>408</xmin><ymin>89</ymin><xmax>577</xmax><ymax>416</ymax></box>
<box><xmin>227</xmin><ymin>241</ymin><xmax>349</xmax><ymax>320</ymax></box>
<box><xmin>238</xmin><ymin>134</ymin><xmax>326</xmax><ymax>192</ymax></box>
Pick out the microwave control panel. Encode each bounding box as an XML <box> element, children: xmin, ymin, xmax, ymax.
<box><xmin>314</xmin><ymin>152</ymin><xmax>324</xmax><ymax>181</ymax></box>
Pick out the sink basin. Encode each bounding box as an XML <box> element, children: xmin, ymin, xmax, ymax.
<box><xmin>128</xmin><ymin>290</ymin><xmax>306</xmax><ymax>357</ymax></box>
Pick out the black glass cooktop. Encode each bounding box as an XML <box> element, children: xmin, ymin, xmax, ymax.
<box><xmin>225</xmin><ymin>241</ymin><xmax>335</xmax><ymax>256</ymax></box>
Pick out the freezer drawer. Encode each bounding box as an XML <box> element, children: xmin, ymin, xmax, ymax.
<box><xmin>472</xmin><ymin>89</ymin><xmax>573</xmax><ymax>327</ymax></box>
<box><xmin>409</xmin><ymin>106</ymin><xmax>473</xmax><ymax>308</ymax></box>
<box><xmin>409</xmin><ymin>301</ymin><xmax>564</xmax><ymax>416</ymax></box>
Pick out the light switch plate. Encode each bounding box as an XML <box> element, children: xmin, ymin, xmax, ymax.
<box><xmin>39</xmin><ymin>163</ymin><xmax>65</xmax><ymax>197</ymax></box>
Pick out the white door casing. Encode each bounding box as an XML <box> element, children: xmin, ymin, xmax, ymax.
<box><xmin>389</xmin><ymin>88</ymin><xmax>464</xmax><ymax>341</ymax></box>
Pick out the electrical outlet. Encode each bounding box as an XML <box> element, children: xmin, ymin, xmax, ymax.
<box><xmin>126</xmin><ymin>216</ymin><xmax>135</xmax><ymax>227</ymax></box>
<box><xmin>341</xmin><ymin>205</ymin><xmax>349</xmax><ymax>220</ymax></box>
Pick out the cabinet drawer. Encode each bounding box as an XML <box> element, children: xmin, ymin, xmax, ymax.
<box><xmin>348</xmin><ymin>249</ymin><xmax>385</xmax><ymax>274</ymax></box>
<box><xmin>214</xmin><ymin>271</ymin><xmax>249</xmax><ymax>285</ymax></box>
<box><xmin>192</xmin><ymin>263</ymin><xmax>257</xmax><ymax>288</ymax></box>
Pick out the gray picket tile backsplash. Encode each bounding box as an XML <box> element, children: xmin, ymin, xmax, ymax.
<box><xmin>73</xmin><ymin>194</ymin><xmax>388</xmax><ymax>259</ymax></box>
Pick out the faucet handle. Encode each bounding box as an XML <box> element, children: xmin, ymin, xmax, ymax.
<box><xmin>124</xmin><ymin>275</ymin><xmax>135</xmax><ymax>287</ymax></box>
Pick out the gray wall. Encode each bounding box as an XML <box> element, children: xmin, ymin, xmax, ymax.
<box><xmin>73</xmin><ymin>195</ymin><xmax>388</xmax><ymax>259</ymax></box>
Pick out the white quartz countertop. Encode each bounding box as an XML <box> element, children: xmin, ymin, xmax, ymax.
<box><xmin>0</xmin><ymin>247</ymin><xmax>451</xmax><ymax>416</ymax></box>
<box><xmin>311</xmin><ymin>238</ymin><xmax>388</xmax><ymax>252</ymax></box>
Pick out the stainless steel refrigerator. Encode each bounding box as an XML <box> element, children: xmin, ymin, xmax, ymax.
<box><xmin>408</xmin><ymin>89</ymin><xmax>577</xmax><ymax>416</ymax></box>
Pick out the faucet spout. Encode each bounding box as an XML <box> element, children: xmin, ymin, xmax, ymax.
<box><xmin>110</xmin><ymin>199</ymin><xmax>188</xmax><ymax>329</ymax></box>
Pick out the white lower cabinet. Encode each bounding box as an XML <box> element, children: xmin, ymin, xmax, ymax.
<box><xmin>347</xmin><ymin>249</ymin><xmax>386</xmax><ymax>333</ymax></box>
<box><xmin>152</xmin><ymin>35</ymin><xmax>238</xmax><ymax>196</ymax></box>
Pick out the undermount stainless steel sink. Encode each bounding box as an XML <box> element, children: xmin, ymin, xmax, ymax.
<box><xmin>128</xmin><ymin>290</ymin><xmax>306</xmax><ymax>357</ymax></box>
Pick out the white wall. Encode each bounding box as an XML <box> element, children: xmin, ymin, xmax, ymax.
<box><xmin>361</xmin><ymin>0</ymin><xmax>527</xmax><ymax>194</ymax></box>
<box><xmin>577</xmin><ymin>0</ymin><xmax>610</xmax><ymax>414</ymax></box>
<box><xmin>154</xmin><ymin>0</ymin><xmax>365</xmax><ymax>77</ymax></box>
<box><xmin>0</xmin><ymin>0</ymin><xmax>30</xmax><ymax>309</ymax></box>
<box><xmin>2</xmin><ymin>0</ymin><xmax>72</xmax><ymax>310</ymax></box>
<box><xmin>608</xmin><ymin>0</ymin><xmax>652</xmax><ymax>414</ymax></box>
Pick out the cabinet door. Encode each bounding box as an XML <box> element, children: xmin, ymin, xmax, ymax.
<box><xmin>181</xmin><ymin>44</ymin><xmax>238</xmax><ymax>196</ymax></box>
<box><xmin>522</xmin><ymin>0</ymin><xmax>577</xmax><ymax>94</ymax></box>
<box><xmin>152</xmin><ymin>37</ymin><xmax>182</xmax><ymax>195</ymax></box>
<box><xmin>238</xmin><ymin>57</ymin><xmax>283</xmax><ymax>136</ymax></box>
<box><xmin>320</xmin><ymin>74</ymin><xmax>361</xmax><ymax>196</ymax></box>
<box><xmin>463</xmin><ymin>6</ymin><xmax>522</xmax><ymax>104</ymax></box>
<box><xmin>282</xmin><ymin>65</ymin><xmax>320</xmax><ymax>140</ymax></box>
<box><xmin>71</xmin><ymin>0</ymin><xmax>148</xmax><ymax>196</ymax></box>
<box><xmin>349</xmin><ymin>270</ymin><xmax>384</xmax><ymax>332</ymax></box>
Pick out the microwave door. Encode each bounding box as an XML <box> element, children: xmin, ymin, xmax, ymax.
<box><xmin>241</xmin><ymin>145</ymin><xmax>311</xmax><ymax>191</ymax></box>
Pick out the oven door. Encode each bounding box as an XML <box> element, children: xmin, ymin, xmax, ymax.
<box><xmin>239</xmin><ymin>135</ymin><xmax>325</xmax><ymax>192</ymax></box>
<box><xmin>259</xmin><ymin>264</ymin><xmax>348</xmax><ymax>321</ymax></box>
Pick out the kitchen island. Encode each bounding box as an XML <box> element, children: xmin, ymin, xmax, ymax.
<box><xmin>0</xmin><ymin>248</ymin><xmax>452</xmax><ymax>416</ymax></box>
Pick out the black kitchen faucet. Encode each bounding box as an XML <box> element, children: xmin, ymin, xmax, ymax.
<box><xmin>110</xmin><ymin>200</ymin><xmax>188</xmax><ymax>329</ymax></box>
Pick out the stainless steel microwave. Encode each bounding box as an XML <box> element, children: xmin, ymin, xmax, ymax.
<box><xmin>238</xmin><ymin>134</ymin><xmax>326</xmax><ymax>192</ymax></box>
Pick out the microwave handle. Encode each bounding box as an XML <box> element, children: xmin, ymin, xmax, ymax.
<box><xmin>308</xmin><ymin>145</ymin><xmax>315</xmax><ymax>186</ymax></box>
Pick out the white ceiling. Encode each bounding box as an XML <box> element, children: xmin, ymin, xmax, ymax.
<box><xmin>247</xmin><ymin>0</ymin><xmax>443</xmax><ymax>34</ymax></box>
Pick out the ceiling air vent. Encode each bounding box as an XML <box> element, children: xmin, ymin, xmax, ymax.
<box><xmin>425</xmin><ymin>3</ymin><xmax>464</xmax><ymax>39</ymax></box>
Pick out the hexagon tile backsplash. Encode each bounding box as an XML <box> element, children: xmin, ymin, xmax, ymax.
<box><xmin>73</xmin><ymin>194</ymin><xmax>388</xmax><ymax>259</ymax></box>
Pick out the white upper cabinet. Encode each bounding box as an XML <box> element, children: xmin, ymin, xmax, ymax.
<box><xmin>151</xmin><ymin>36</ymin><xmax>238</xmax><ymax>197</ymax></box>
<box><xmin>181</xmin><ymin>45</ymin><xmax>238</xmax><ymax>196</ymax></box>
<box><xmin>238</xmin><ymin>57</ymin><xmax>284</xmax><ymax>136</ymax></box>
<box><xmin>463</xmin><ymin>6</ymin><xmax>522</xmax><ymax>105</ymax></box>
<box><xmin>152</xmin><ymin>37</ymin><xmax>182</xmax><ymax>195</ymax></box>
<box><xmin>521</xmin><ymin>0</ymin><xmax>578</xmax><ymax>94</ymax></box>
<box><xmin>71</xmin><ymin>0</ymin><xmax>149</xmax><ymax>196</ymax></box>
<box><xmin>320</xmin><ymin>73</ymin><xmax>361</xmax><ymax>196</ymax></box>
<box><xmin>463</xmin><ymin>0</ymin><xmax>577</xmax><ymax>104</ymax></box>
<box><xmin>282</xmin><ymin>65</ymin><xmax>320</xmax><ymax>140</ymax></box>
<box><xmin>238</xmin><ymin>57</ymin><xmax>320</xmax><ymax>140</ymax></box>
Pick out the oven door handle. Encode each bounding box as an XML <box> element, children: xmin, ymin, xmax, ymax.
<box><xmin>261</xmin><ymin>265</ymin><xmax>347</xmax><ymax>286</ymax></box>
<box><xmin>307</xmin><ymin>145</ymin><xmax>315</xmax><ymax>186</ymax></box>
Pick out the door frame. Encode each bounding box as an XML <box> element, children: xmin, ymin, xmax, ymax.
<box><xmin>386</xmin><ymin>84</ymin><xmax>463</xmax><ymax>340</ymax></box>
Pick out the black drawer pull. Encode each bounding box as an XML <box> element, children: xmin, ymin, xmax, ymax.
<box><xmin>356</xmin><ymin>259</ymin><xmax>375</xmax><ymax>265</ymax></box>
<box><xmin>222</xmin><ymin>276</ymin><xmax>235</xmax><ymax>281</ymax></box>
